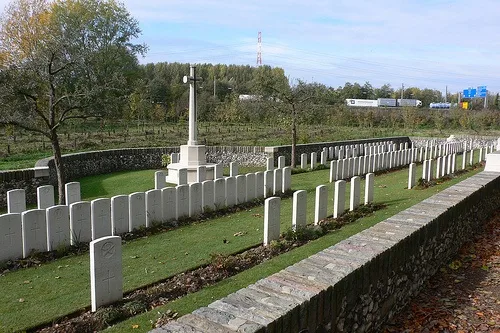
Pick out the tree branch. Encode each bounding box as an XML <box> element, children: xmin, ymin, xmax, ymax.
<box><xmin>0</xmin><ymin>120</ymin><xmax>49</xmax><ymax>138</ymax></box>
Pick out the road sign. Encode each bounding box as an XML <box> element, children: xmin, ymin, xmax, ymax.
<box><xmin>477</xmin><ymin>85</ymin><xmax>487</xmax><ymax>97</ymax></box>
<box><xmin>463</xmin><ymin>88</ymin><xmax>477</xmax><ymax>98</ymax></box>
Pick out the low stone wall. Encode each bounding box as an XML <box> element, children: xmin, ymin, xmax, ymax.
<box><xmin>0</xmin><ymin>169</ymin><xmax>50</xmax><ymax>209</ymax></box>
<box><xmin>155</xmin><ymin>171</ymin><xmax>500</xmax><ymax>332</ymax></box>
<box><xmin>266</xmin><ymin>136</ymin><xmax>411</xmax><ymax>166</ymax></box>
<box><xmin>206</xmin><ymin>146</ymin><xmax>266</xmax><ymax>167</ymax></box>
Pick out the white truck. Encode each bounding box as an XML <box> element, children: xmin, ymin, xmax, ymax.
<box><xmin>345</xmin><ymin>99</ymin><xmax>379</xmax><ymax>107</ymax></box>
<box><xmin>346</xmin><ymin>98</ymin><xmax>422</xmax><ymax>107</ymax></box>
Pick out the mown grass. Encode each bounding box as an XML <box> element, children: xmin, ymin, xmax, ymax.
<box><xmin>0</xmin><ymin>154</ymin><xmax>482</xmax><ymax>332</ymax></box>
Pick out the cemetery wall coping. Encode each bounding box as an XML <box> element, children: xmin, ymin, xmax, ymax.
<box><xmin>156</xmin><ymin>170</ymin><xmax>500</xmax><ymax>332</ymax></box>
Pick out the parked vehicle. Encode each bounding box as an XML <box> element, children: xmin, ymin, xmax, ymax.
<box><xmin>429</xmin><ymin>102</ymin><xmax>451</xmax><ymax>109</ymax></box>
<box><xmin>346</xmin><ymin>98</ymin><xmax>423</xmax><ymax>107</ymax></box>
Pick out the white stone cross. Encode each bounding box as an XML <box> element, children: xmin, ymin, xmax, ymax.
<box><xmin>183</xmin><ymin>65</ymin><xmax>203</xmax><ymax>146</ymax></box>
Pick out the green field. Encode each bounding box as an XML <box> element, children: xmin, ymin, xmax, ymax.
<box><xmin>0</xmin><ymin>155</ymin><xmax>483</xmax><ymax>332</ymax></box>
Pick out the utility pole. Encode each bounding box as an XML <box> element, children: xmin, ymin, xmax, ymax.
<box><xmin>445</xmin><ymin>86</ymin><xmax>447</xmax><ymax>102</ymax></box>
<box><xmin>400</xmin><ymin>83</ymin><xmax>404</xmax><ymax>106</ymax></box>
<box><xmin>484</xmin><ymin>90</ymin><xmax>488</xmax><ymax>109</ymax></box>
<box><xmin>213</xmin><ymin>77</ymin><xmax>216</xmax><ymax>98</ymax></box>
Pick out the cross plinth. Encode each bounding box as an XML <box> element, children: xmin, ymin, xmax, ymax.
<box><xmin>165</xmin><ymin>64</ymin><xmax>217</xmax><ymax>184</ymax></box>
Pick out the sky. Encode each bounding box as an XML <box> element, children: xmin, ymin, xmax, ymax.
<box><xmin>2</xmin><ymin>0</ymin><xmax>500</xmax><ymax>95</ymax></box>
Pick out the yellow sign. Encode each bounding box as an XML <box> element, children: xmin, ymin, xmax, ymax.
<box><xmin>462</xmin><ymin>101</ymin><xmax>468</xmax><ymax>109</ymax></box>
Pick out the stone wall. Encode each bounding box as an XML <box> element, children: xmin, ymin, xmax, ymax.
<box><xmin>206</xmin><ymin>146</ymin><xmax>267</xmax><ymax>167</ymax></box>
<box><xmin>0</xmin><ymin>169</ymin><xmax>50</xmax><ymax>209</ymax></box>
<box><xmin>266</xmin><ymin>136</ymin><xmax>412</xmax><ymax>166</ymax></box>
<box><xmin>155</xmin><ymin>171</ymin><xmax>500</xmax><ymax>333</ymax></box>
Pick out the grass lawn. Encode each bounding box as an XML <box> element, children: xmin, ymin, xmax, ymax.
<box><xmin>0</xmin><ymin>156</ymin><xmax>482</xmax><ymax>332</ymax></box>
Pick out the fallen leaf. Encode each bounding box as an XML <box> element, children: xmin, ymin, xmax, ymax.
<box><xmin>19</xmin><ymin>298</ymin><xmax>24</xmax><ymax>302</ymax></box>
<box><xmin>132</xmin><ymin>324</ymin><xmax>139</xmax><ymax>329</ymax></box>
<box><xmin>55</xmin><ymin>276</ymin><xmax>61</xmax><ymax>279</ymax></box>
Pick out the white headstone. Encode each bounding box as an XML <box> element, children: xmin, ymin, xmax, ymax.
<box><xmin>0</xmin><ymin>213</ymin><xmax>22</xmax><ymax>261</ymax></box>
<box><xmin>263</xmin><ymin>197</ymin><xmax>280</xmax><ymax>246</ymax></box>
<box><xmin>111</xmin><ymin>195</ymin><xmax>129</xmax><ymax>235</ymax></box>
<box><xmin>427</xmin><ymin>159</ymin><xmax>434</xmax><ymax>181</ymax></box>
<box><xmin>161</xmin><ymin>187</ymin><xmax>176</xmax><ymax>222</ymax></box>
<box><xmin>255</xmin><ymin>171</ymin><xmax>264</xmax><ymax>200</ymax></box>
<box><xmin>90</xmin><ymin>235</ymin><xmax>122</xmax><ymax>312</ymax></box>
<box><xmin>435</xmin><ymin>157</ymin><xmax>442</xmax><ymax>179</ymax></box>
<box><xmin>214</xmin><ymin>178</ymin><xmax>226</xmax><ymax>209</ymax></box>
<box><xmin>189</xmin><ymin>183</ymin><xmax>202</xmax><ymax>217</ymax></box>
<box><xmin>178</xmin><ymin>168</ymin><xmax>188</xmax><ymax>185</ymax></box>
<box><xmin>214</xmin><ymin>163</ymin><xmax>223</xmax><ymax>179</ymax></box>
<box><xmin>350</xmin><ymin>176</ymin><xmax>361</xmax><ymax>211</ymax></box>
<box><xmin>65</xmin><ymin>182</ymin><xmax>81</xmax><ymax>206</ymax></box>
<box><xmin>329</xmin><ymin>147</ymin><xmax>334</xmax><ymax>159</ymax></box>
<box><xmin>273</xmin><ymin>168</ymin><xmax>282</xmax><ymax>195</ymax></box>
<box><xmin>171</xmin><ymin>153</ymin><xmax>179</xmax><ymax>163</ymax></box>
<box><xmin>282</xmin><ymin>166</ymin><xmax>292</xmax><ymax>193</ymax></box>
<box><xmin>330</xmin><ymin>160</ymin><xmax>338</xmax><ymax>182</ymax></box>
<box><xmin>469</xmin><ymin>149</ymin><xmax>474</xmax><ymax>166</ymax></box>
<box><xmin>266</xmin><ymin>158</ymin><xmax>274</xmax><ymax>171</ymax></box>
<box><xmin>70</xmin><ymin>201</ymin><xmax>91</xmax><ymax>244</ymax></box>
<box><xmin>314</xmin><ymin>185</ymin><xmax>328</xmax><ymax>225</ymax></box>
<box><xmin>146</xmin><ymin>189</ymin><xmax>162</xmax><ymax>226</ymax></box>
<box><xmin>408</xmin><ymin>163</ymin><xmax>416</xmax><ymax>189</ymax></box>
<box><xmin>7</xmin><ymin>189</ymin><xmax>26</xmax><ymax>214</ymax></box>
<box><xmin>333</xmin><ymin>180</ymin><xmax>346</xmax><ymax>218</ymax></box>
<box><xmin>196</xmin><ymin>166</ymin><xmax>206</xmax><ymax>183</ymax></box>
<box><xmin>446</xmin><ymin>154</ymin><xmax>452</xmax><ymax>175</ymax></box>
<box><xmin>451</xmin><ymin>153</ymin><xmax>456</xmax><ymax>174</ymax></box>
<box><xmin>336</xmin><ymin>159</ymin><xmax>343</xmax><ymax>180</ymax></box>
<box><xmin>46</xmin><ymin>205</ymin><xmax>70</xmax><ymax>251</ymax></box>
<box><xmin>37</xmin><ymin>185</ymin><xmax>55</xmax><ymax>210</ymax></box>
<box><xmin>278</xmin><ymin>156</ymin><xmax>286</xmax><ymax>169</ymax></box>
<box><xmin>422</xmin><ymin>160</ymin><xmax>428</xmax><ymax>181</ymax></box>
<box><xmin>300</xmin><ymin>153</ymin><xmax>307</xmax><ymax>169</ymax></box>
<box><xmin>230</xmin><ymin>162</ymin><xmax>239</xmax><ymax>177</ymax></box>
<box><xmin>461</xmin><ymin>150</ymin><xmax>467</xmax><ymax>170</ymax></box>
<box><xmin>235</xmin><ymin>175</ymin><xmax>246</xmax><ymax>204</ymax></box>
<box><xmin>21</xmin><ymin>209</ymin><xmax>47</xmax><ymax>258</ymax></box>
<box><xmin>310</xmin><ymin>152</ymin><xmax>317</xmax><ymax>169</ymax></box>
<box><xmin>364</xmin><ymin>173</ymin><xmax>374</xmax><ymax>204</ymax></box>
<box><xmin>264</xmin><ymin>170</ymin><xmax>273</xmax><ymax>198</ymax></box>
<box><xmin>91</xmin><ymin>198</ymin><xmax>112</xmax><ymax>240</ymax></box>
<box><xmin>245</xmin><ymin>173</ymin><xmax>256</xmax><ymax>202</ymax></box>
<box><xmin>292</xmin><ymin>190</ymin><xmax>307</xmax><ymax>231</ymax></box>
<box><xmin>320</xmin><ymin>151</ymin><xmax>327</xmax><ymax>165</ymax></box>
<box><xmin>155</xmin><ymin>171</ymin><xmax>166</xmax><ymax>190</ymax></box>
<box><xmin>202</xmin><ymin>180</ymin><xmax>215</xmax><ymax>212</ymax></box>
<box><xmin>176</xmin><ymin>185</ymin><xmax>189</xmax><ymax>219</ymax></box>
<box><xmin>225</xmin><ymin>177</ymin><xmax>236</xmax><ymax>207</ymax></box>
<box><xmin>128</xmin><ymin>193</ymin><xmax>146</xmax><ymax>231</ymax></box>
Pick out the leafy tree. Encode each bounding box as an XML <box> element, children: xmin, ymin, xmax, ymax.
<box><xmin>0</xmin><ymin>0</ymin><xmax>146</xmax><ymax>203</ymax></box>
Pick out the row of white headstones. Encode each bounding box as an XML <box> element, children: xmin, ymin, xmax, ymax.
<box><xmin>90</xmin><ymin>172</ymin><xmax>376</xmax><ymax>313</ymax></box>
<box><xmin>1</xmin><ymin>140</ymin><xmax>483</xmax><ymax>264</ymax></box>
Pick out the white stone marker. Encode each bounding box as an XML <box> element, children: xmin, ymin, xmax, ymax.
<box><xmin>196</xmin><ymin>166</ymin><xmax>206</xmax><ymax>183</ymax></box>
<box><xmin>336</xmin><ymin>159</ymin><xmax>343</xmax><ymax>180</ymax></box>
<box><xmin>7</xmin><ymin>189</ymin><xmax>26</xmax><ymax>214</ymax></box>
<box><xmin>225</xmin><ymin>177</ymin><xmax>236</xmax><ymax>207</ymax></box>
<box><xmin>70</xmin><ymin>201</ymin><xmax>91</xmax><ymax>245</ymax></box>
<box><xmin>330</xmin><ymin>160</ymin><xmax>338</xmax><ymax>182</ymax></box>
<box><xmin>90</xmin><ymin>235</ymin><xmax>122</xmax><ymax>312</ymax></box>
<box><xmin>214</xmin><ymin>163</ymin><xmax>223</xmax><ymax>179</ymax></box>
<box><xmin>451</xmin><ymin>154</ymin><xmax>456</xmax><ymax>174</ymax></box>
<box><xmin>146</xmin><ymin>189</ymin><xmax>162</xmax><ymax>226</ymax></box>
<box><xmin>310</xmin><ymin>152</ymin><xmax>317</xmax><ymax>169</ymax></box>
<box><xmin>91</xmin><ymin>198</ymin><xmax>112</xmax><ymax>240</ymax></box>
<box><xmin>282</xmin><ymin>166</ymin><xmax>292</xmax><ymax>193</ymax></box>
<box><xmin>266</xmin><ymin>157</ymin><xmax>274</xmax><ymax>171</ymax></box>
<box><xmin>300</xmin><ymin>153</ymin><xmax>308</xmax><ymax>169</ymax></box>
<box><xmin>263</xmin><ymin>197</ymin><xmax>280</xmax><ymax>246</ymax></box>
<box><xmin>37</xmin><ymin>185</ymin><xmax>55</xmax><ymax>210</ymax></box>
<box><xmin>171</xmin><ymin>153</ymin><xmax>179</xmax><ymax>163</ymax></box>
<box><xmin>422</xmin><ymin>160</ymin><xmax>428</xmax><ymax>180</ymax></box>
<box><xmin>178</xmin><ymin>168</ymin><xmax>188</xmax><ymax>185</ymax></box>
<box><xmin>278</xmin><ymin>156</ymin><xmax>286</xmax><ymax>169</ymax></box>
<box><xmin>441</xmin><ymin>155</ymin><xmax>447</xmax><ymax>175</ymax></box>
<box><xmin>273</xmin><ymin>168</ymin><xmax>282</xmax><ymax>195</ymax></box>
<box><xmin>320</xmin><ymin>151</ymin><xmax>327</xmax><ymax>165</ymax></box>
<box><xmin>214</xmin><ymin>178</ymin><xmax>226</xmax><ymax>208</ymax></box>
<box><xmin>155</xmin><ymin>171</ymin><xmax>166</xmax><ymax>190</ymax></box>
<box><xmin>176</xmin><ymin>184</ymin><xmax>189</xmax><ymax>219</ymax></box>
<box><xmin>0</xmin><ymin>213</ymin><xmax>22</xmax><ymax>261</ymax></box>
<box><xmin>364</xmin><ymin>173</ymin><xmax>374</xmax><ymax>204</ymax></box>
<box><xmin>479</xmin><ymin>148</ymin><xmax>484</xmax><ymax>163</ymax></box>
<box><xmin>111</xmin><ymin>195</ymin><xmax>129</xmax><ymax>236</ymax></box>
<box><xmin>46</xmin><ymin>205</ymin><xmax>70</xmax><ymax>251</ymax></box>
<box><xmin>161</xmin><ymin>187</ymin><xmax>176</xmax><ymax>222</ymax></box>
<box><xmin>436</xmin><ymin>157</ymin><xmax>442</xmax><ymax>179</ymax></box>
<box><xmin>255</xmin><ymin>171</ymin><xmax>264</xmax><ymax>199</ymax></box>
<box><xmin>245</xmin><ymin>173</ymin><xmax>256</xmax><ymax>202</ymax></box>
<box><xmin>264</xmin><ymin>170</ymin><xmax>273</xmax><ymax>198</ymax></box>
<box><xmin>230</xmin><ymin>162</ymin><xmax>239</xmax><ymax>177</ymax></box>
<box><xmin>314</xmin><ymin>185</ymin><xmax>328</xmax><ymax>225</ymax></box>
<box><xmin>408</xmin><ymin>163</ymin><xmax>416</xmax><ymax>189</ymax></box>
<box><xmin>202</xmin><ymin>180</ymin><xmax>215</xmax><ymax>212</ymax></box>
<box><xmin>65</xmin><ymin>182</ymin><xmax>81</xmax><ymax>206</ymax></box>
<box><xmin>128</xmin><ymin>193</ymin><xmax>146</xmax><ymax>231</ymax></box>
<box><xmin>469</xmin><ymin>149</ymin><xmax>474</xmax><ymax>166</ymax></box>
<box><xmin>235</xmin><ymin>175</ymin><xmax>246</xmax><ymax>204</ymax></box>
<box><xmin>447</xmin><ymin>154</ymin><xmax>452</xmax><ymax>175</ymax></box>
<box><xmin>350</xmin><ymin>176</ymin><xmax>361</xmax><ymax>211</ymax></box>
<box><xmin>427</xmin><ymin>159</ymin><xmax>434</xmax><ymax>181</ymax></box>
<box><xmin>333</xmin><ymin>180</ymin><xmax>346</xmax><ymax>218</ymax></box>
<box><xmin>189</xmin><ymin>183</ymin><xmax>202</xmax><ymax>217</ymax></box>
<box><xmin>21</xmin><ymin>209</ymin><xmax>47</xmax><ymax>258</ymax></box>
<box><xmin>292</xmin><ymin>190</ymin><xmax>307</xmax><ymax>231</ymax></box>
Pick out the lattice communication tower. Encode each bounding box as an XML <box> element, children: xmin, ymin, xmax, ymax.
<box><xmin>257</xmin><ymin>32</ymin><xmax>262</xmax><ymax>66</ymax></box>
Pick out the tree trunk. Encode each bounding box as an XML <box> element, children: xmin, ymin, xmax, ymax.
<box><xmin>50</xmin><ymin>130</ymin><xmax>66</xmax><ymax>205</ymax></box>
<box><xmin>291</xmin><ymin>105</ymin><xmax>297</xmax><ymax>168</ymax></box>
